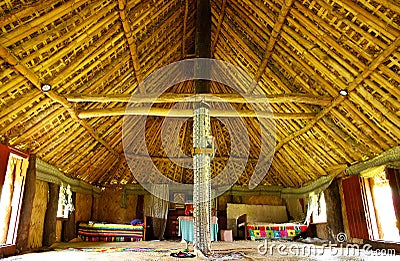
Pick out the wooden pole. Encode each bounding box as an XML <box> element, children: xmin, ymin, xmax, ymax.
<box><xmin>195</xmin><ymin>0</ymin><xmax>211</xmax><ymax>93</ymax></box>
<box><xmin>211</xmin><ymin>0</ymin><xmax>227</xmax><ymax>55</ymax></box>
<box><xmin>193</xmin><ymin>0</ymin><xmax>212</xmax><ymax>256</ymax></box>
<box><xmin>324</xmin><ymin>179</ymin><xmax>345</xmax><ymax>243</ymax></box>
<box><xmin>118</xmin><ymin>0</ymin><xmax>144</xmax><ymax>93</ymax></box>
<box><xmin>16</xmin><ymin>154</ymin><xmax>36</xmax><ymax>252</ymax></box>
<box><xmin>42</xmin><ymin>183</ymin><xmax>59</xmax><ymax>247</ymax></box>
<box><xmin>181</xmin><ymin>0</ymin><xmax>189</xmax><ymax>57</ymax></box>
<box><xmin>65</xmin><ymin>93</ymin><xmax>331</xmax><ymax>105</ymax></box>
<box><xmin>78</xmin><ymin>106</ymin><xmax>315</xmax><ymax>119</ymax></box>
<box><xmin>251</xmin><ymin>0</ymin><xmax>295</xmax><ymax>92</ymax></box>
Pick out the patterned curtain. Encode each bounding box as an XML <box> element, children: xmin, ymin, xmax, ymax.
<box><xmin>146</xmin><ymin>184</ymin><xmax>169</xmax><ymax>240</ymax></box>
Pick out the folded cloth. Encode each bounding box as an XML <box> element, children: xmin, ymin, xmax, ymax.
<box><xmin>170</xmin><ymin>251</ymin><xmax>195</xmax><ymax>258</ymax></box>
<box><xmin>130</xmin><ymin>219</ymin><xmax>143</xmax><ymax>225</ymax></box>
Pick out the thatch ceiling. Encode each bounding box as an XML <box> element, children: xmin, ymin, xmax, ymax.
<box><xmin>0</xmin><ymin>0</ymin><xmax>399</xmax><ymax>188</ymax></box>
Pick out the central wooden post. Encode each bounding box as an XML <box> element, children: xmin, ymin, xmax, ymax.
<box><xmin>195</xmin><ymin>0</ymin><xmax>211</xmax><ymax>94</ymax></box>
<box><xmin>193</xmin><ymin>0</ymin><xmax>212</xmax><ymax>256</ymax></box>
<box><xmin>193</xmin><ymin>101</ymin><xmax>212</xmax><ymax>255</ymax></box>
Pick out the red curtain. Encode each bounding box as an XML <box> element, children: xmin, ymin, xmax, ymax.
<box><xmin>342</xmin><ymin>176</ymin><xmax>370</xmax><ymax>239</ymax></box>
<box><xmin>0</xmin><ymin>144</ymin><xmax>11</xmax><ymax>189</ymax></box>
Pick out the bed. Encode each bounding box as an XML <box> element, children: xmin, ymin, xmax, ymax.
<box><xmin>237</xmin><ymin>214</ymin><xmax>308</xmax><ymax>240</ymax></box>
<box><xmin>77</xmin><ymin>216</ymin><xmax>150</xmax><ymax>242</ymax></box>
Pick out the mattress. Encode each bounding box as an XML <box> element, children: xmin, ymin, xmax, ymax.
<box><xmin>77</xmin><ymin>222</ymin><xmax>145</xmax><ymax>242</ymax></box>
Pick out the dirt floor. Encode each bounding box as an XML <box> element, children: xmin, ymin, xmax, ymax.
<box><xmin>2</xmin><ymin>239</ymin><xmax>399</xmax><ymax>260</ymax></box>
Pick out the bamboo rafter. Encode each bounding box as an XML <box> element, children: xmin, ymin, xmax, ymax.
<box><xmin>118</xmin><ymin>0</ymin><xmax>144</xmax><ymax>92</ymax></box>
<box><xmin>0</xmin><ymin>44</ymin><xmax>120</xmax><ymax>159</ymax></box>
<box><xmin>218</xmin><ymin>0</ymin><xmax>400</xmax><ymax>165</ymax></box>
<box><xmin>181</xmin><ymin>0</ymin><xmax>189</xmax><ymax>57</ymax></box>
<box><xmin>340</xmin><ymin>0</ymin><xmax>400</xmax><ymax>38</ymax></box>
<box><xmin>214</xmin><ymin>4</ymin><xmax>316</xmax><ymax>122</ymax></box>
<box><xmin>0</xmin><ymin>0</ymin><xmax>89</xmax><ymax>47</ymax></box>
<box><xmin>274</xmin><ymin>36</ymin><xmax>400</xmax><ymax>157</ymax></box>
<box><xmin>250</xmin><ymin>0</ymin><xmax>295</xmax><ymax>92</ymax></box>
<box><xmin>0</xmin><ymin>0</ymin><xmax>399</xmax><ymax>188</ymax></box>
<box><xmin>216</xmin><ymin>67</ymin><xmax>332</xmax><ymax>178</ymax></box>
<box><xmin>270</xmin><ymin>21</ymin><xmax>393</xmax><ymax>152</ymax></box>
<box><xmin>211</xmin><ymin>0</ymin><xmax>227</xmax><ymax>55</ymax></box>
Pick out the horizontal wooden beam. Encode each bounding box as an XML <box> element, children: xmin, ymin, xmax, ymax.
<box><xmin>78</xmin><ymin>106</ymin><xmax>314</xmax><ymax>119</ymax></box>
<box><xmin>66</xmin><ymin>93</ymin><xmax>331</xmax><ymax>105</ymax></box>
<box><xmin>125</xmin><ymin>153</ymin><xmax>259</xmax><ymax>162</ymax></box>
<box><xmin>116</xmin><ymin>175</ymin><xmax>336</xmax><ymax>198</ymax></box>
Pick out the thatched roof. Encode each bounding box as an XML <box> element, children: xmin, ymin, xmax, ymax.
<box><xmin>0</xmin><ymin>0</ymin><xmax>399</xmax><ymax>188</ymax></box>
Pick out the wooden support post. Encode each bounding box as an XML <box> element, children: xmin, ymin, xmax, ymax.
<box><xmin>324</xmin><ymin>179</ymin><xmax>344</xmax><ymax>243</ymax></box>
<box><xmin>62</xmin><ymin>192</ymin><xmax>76</xmax><ymax>242</ymax></box>
<box><xmin>16</xmin><ymin>155</ymin><xmax>36</xmax><ymax>252</ymax></box>
<box><xmin>90</xmin><ymin>195</ymin><xmax>96</xmax><ymax>221</ymax></box>
<box><xmin>195</xmin><ymin>0</ymin><xmax>211</xmax><ymax>94</ymax></box>
<box><xmin>42</xmin><ymin>183</ymin><xmax>59</xmax><ymax>246</ymax></box>
<box><xmin>193</xmin><ymin>0</ymin><xmax>212</xmax><ymax>256</ymax></box>
<box><xmin>136</xmin><ymin>194</ymin><xmax>144</xmax><ymax>219</ymax></box>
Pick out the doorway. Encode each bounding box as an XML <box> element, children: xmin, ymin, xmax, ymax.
<box><xmin>370</xmin><ymin>172</ymin><xmax>400</xmax><ymax>242</ymax></box>
<box><xmin>0</xmin><ymin>152</ymin><xmax>29</xmax><ymax>245</ymax></box>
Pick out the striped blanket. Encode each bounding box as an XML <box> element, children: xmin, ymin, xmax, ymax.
<box><xmin>77</xmin><ymin>222</ymin><xmax>145</xmax><ymax>242</ymax></box>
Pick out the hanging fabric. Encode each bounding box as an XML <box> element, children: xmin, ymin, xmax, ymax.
<box><xmin>149</xmin><ymin>183</ymin><xmax>169</xmax><ymax>240</ymax></box>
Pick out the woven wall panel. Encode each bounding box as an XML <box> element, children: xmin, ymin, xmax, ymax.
<box><xmin>226</xmin><ymin>203</ymin><xmax>288</xmax><ymax>236</ymax></box>
<box><xmin>95</xmin><ymin>188</ymin><xmax>138</xmax><ymax>224</ymax></box>
<box><xmin>75</xmin><ymin>193</ymin><xmax>92</xmax><ymax>223</ymax></box>
<box><xmin>241</xmin><ymin>195</ymin><xmax>283</xmax><ymax>206</ymax></box>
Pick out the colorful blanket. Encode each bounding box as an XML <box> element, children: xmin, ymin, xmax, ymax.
<box><xmin>55</xmin><ymin>247</ymin><xmax>184</xmax><ymax>253</ymax></box>
<box><xmin>77</xmin><ymin>222</ymin><xmax>144</xmax><ymax>242</ymax></box>
<box><xmin>247</xmin><ymin>223</ymin><xmax>307</xmax><ymax>240</ymax></box>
